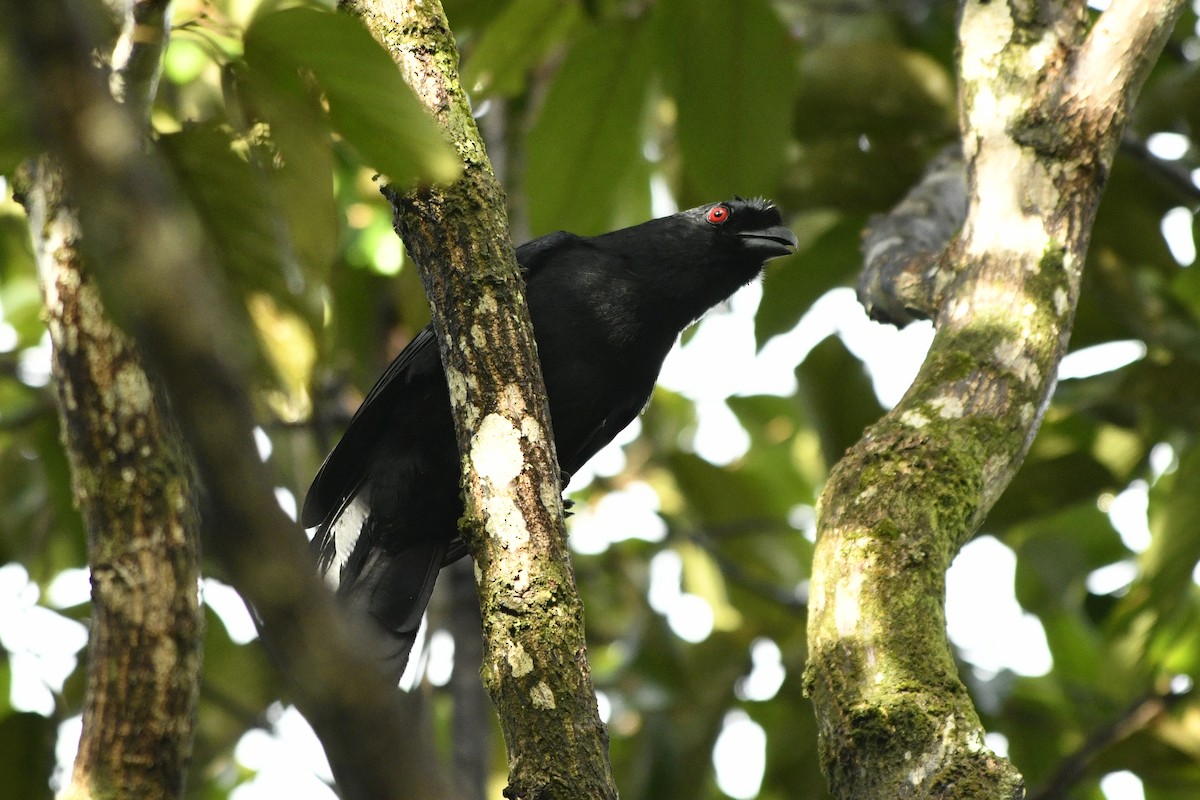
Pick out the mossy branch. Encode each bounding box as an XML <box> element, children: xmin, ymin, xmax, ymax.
<box><xmin>807</xmin><ymin>1</ymin><xmax>1187</xmax><ymax>798</ymax></box>
<box><xmin>339</xmin><ymin>1</ymin><xmax>618</xmax><ymax>797</ymax></box>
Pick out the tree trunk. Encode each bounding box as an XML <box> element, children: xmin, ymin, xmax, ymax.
<box><xmin>21</xmin><ymin>159</ymin><xmax>203</xmax><ymax>800</ymax></box>
<box><xmin>15</xmin><ymin>2</ymin><xmax>204</xmax><ymax>796</ymax></box>
<box><xmin>806</xmin><ymin>1</ymin><xmax>1187</xmax><ymax>798</ymax></box>
<box><xmin>341</xmin><ymin>1</ymin><xmax>618</xmax><ymax>798</ymax></box>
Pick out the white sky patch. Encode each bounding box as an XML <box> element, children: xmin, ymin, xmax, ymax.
<box><xmin>736</xmin><ymin>638</ymin><xmax>787</xmax><ymax>702</ymax></box>
<box><xmin>53</xmin><ymin>715</ymin><xmax>83</xmax><ymax>792</ymax></box>
<box><xmin>646</xmin><ymin>550</ymin><xmax>714</xmax><ymax>643</ymax></box>
<box><xmin>1146</xmin><ymin>132</ymin><xmax>1191</xmax><ymax>160</ymax></box>
<box><xmin>712</xmin><ymin>710</ymin><xmax>767</xmax><ymax>800</ymax></box>
<box><xmin>253</xmin><ymin>426</ymin><xmax>273</xmax><ymax>460</ymax></box>
<box><xmin>46</xmin><ymin>568</ymin><xmax>91</xmax><ymax>609</ymax></box>
<box><xmin>1161</xmin><ymin>206</ymin><xmax>1196</xmax><ymax>266</ymax></box>
<box><xmin>17</xmin><ymin>330</ymin><xmax>52</xmax><ymax>387</ymax></box>
<box><xmin>569</xmin><ymin>480</ymin><xmax>666</xmax><ymax>555</ymax></box>
<box><xmin>1108</xmin><ymin>481</ymin><xmax>1152</xmax><ymax>553</ymax></box>
<box><xmin>275</xmin><ymin>487</ymin><xmax>298</xmax><ymax>521</ymax></box>
<box><xmin>946</xmin><ymin>536</ymin><xmax>1052</xmax><ymax>676</ymax></box>
<box><xmin>1058</xmin><ymin>340</ymin><xmax>1146</xmax><ymax>380</ymax></box>
<box><xmin>595</xmin><ymin>689</ymin><xmax>612</xmax><ymax>723</ymax></box>
<box><xmin>566</xmin><ymin>417</ymin><xmax>640</xmax><ymax>489</ymax></box>
<box><xmin>232</xmin><ymin>705</ymin><xmax>336</xmax><ymax>800</ymax></box>
<box><xmin>0</xmin><ymin>320</ymin><xmax>16</xmax><ymax>351</ymax></box>
<box><xmin>204</xmin><ymin>578</ymin><xmax>258</xmax><ymax>645</ymax></box>
<box><xmin>1087</xmin><ymin>560</ymin><xmax>1137</xmax><ymax>595</ymax></box>
<box><xmin>424</xmin><ymin>629</ymin><xmax>455</xmax><ymax>687</ymax></box>
<box><xmin>984</xmin><ymin>731</ymin><xmax>1009</xmax><ymax>758</ymax></box>
<box><xmin>1100</xmin><ymin>770</ymin><xmax>1146</xmax><ymax>800</ymax></box>
<box><xmin>0</xmin><ymin>564</ymin><xmax>88</xmax><ymax>715</ymax></box>
<box><xmin>1150</xmin><ymin>442</ymin><xmax>1177</xmax><ymax>480</ymax></box>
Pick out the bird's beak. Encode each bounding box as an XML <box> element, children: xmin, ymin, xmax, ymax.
<box><xmin>736</xmin><ymin>225</ymin><xmax>799</xmax><ymax>260</ymax></box>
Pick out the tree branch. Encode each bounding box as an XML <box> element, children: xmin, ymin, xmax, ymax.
<box><xmin>1027</xmin><ymin>681</ymin><xmax>1191</xmax><ymax>800</ymax></box>
<box><xmin>857</xmin><ymin>144</ymin><xmax>967</xmax><ymax>327</ymax></box>
<box><xmin>15</xmin><ymin>4</ymin><xmax>199</xmax><ymax>797</ymax></box>
<box><xmin>339</xmin><ymin>2</ymin><xmax>618</xmax><ymax>797</ymax></box>
<box><xmin>108</xmin><ymin>0</ymin><xmax>171</xmax><ymax>124</ymax></box>
<box><xmin>807</xmin><ymin>1</ymin><xmax>1187</xmax><ymax>797</ymax></box>
<box><xmin>5</xmin><ymin>4</ymin><xmax>457</xmax><ymax>799</ymax></box>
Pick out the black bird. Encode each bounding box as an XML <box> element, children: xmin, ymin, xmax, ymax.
<box><xmin>302</xmin><ymin>198</ymin><xmax>797</xmax><ymax>678</ymax></box>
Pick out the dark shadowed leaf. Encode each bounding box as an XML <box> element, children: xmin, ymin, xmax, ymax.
<box><xmin>524</xmin><ymin>22</ymin><xmax>655</xmax><ymax>235</ymax></box>
<box><xmin>795</xmin><ymin>335</ymin><xmax>884</xmax><ymax>469</ymax></box>
<box><xmin>0</xmin><ymin>712</ymin><xmax>54</xmax><ymax>799</ymax></box>
<box><xmin>658</xmin><ymin>0</ymin><xmax>797</xmax><ymax>202</ymax></box>
<box><xmin>460</xmin><ymin>0</ymin><xmax>583</xmax><ymax>98</ymax></box>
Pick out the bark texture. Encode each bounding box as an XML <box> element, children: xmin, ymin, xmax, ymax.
<box><xmin>7</xmin><ymin>3</ymin><xmax>456</xmax><ymax>799</ymax></box>
<box><xmin>805</xmin><ymin>1</ymin><xmax>1186</xmax><ymax>798</ymax></box>
<box><xmin>340</xmin><ymin>2</ymin><xmax>618</xmax><ymax>798</ymax></box>
<box><xmin>16</xmin><ymin>3</ymin><xmax>203</xmax><ymax>797</ymax></box>
<box><xmin>22</xmin><ymin>162</ymin><xmax>203</xmax><ymax>800</ymax></box>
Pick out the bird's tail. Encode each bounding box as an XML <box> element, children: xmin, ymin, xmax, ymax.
<box><xmin>339</xmin><ymin>535</ymin><xmax>449</xmax><ymax>682</ymax></box>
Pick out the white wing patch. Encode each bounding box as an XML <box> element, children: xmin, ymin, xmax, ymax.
<box><xmin>323</xmin><ymin>494</ymin><xmax>370</xmax><ymax>591</ymax></box>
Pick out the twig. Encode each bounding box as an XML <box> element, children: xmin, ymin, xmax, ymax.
<box><xmin>1027</xmin><ymin>683</ymin><xmax>1192</xmax><ymax>800</ymax></box>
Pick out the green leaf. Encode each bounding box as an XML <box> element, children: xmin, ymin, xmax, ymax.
<box><xmin>793</xmin><ymin>43</ymin><xmax>955</xmax><ymax>141</ymax></box>
<box><xmin>987</xmin><ymin>451</ymin><xmax>1118</xmax><ymax>530</ymax></box>
<box><xmin>461</xmin><ymin>0</ymin><xmax>583</xmax><ymax>98</ymax></box>
<box><xmin>658</xmin><ymin>0</ymin><xmax>797</xmax><ymax>202</ymax></box>
<box><xmin>243</xmin><ymin>6</ymin><xmax>461</xmax><ymax>187</ymax></box>
<box><xmin>159</xmin><ymin>121</ymin><xmax>321</xmax><ymax>319</ymax></box>
<box><xmin>0</xmin><ymin>712</ymin><xmax>54</xmax><ymax>800</ymax></box>
<box><xmin>795</xmin><ymin>336</ymin><xmax>884</xmax><ymax>469</ymax></box>
<box><xmin>524</xmin><ymin>22</ymin><xmax>655</xmax><ymax>235</ymax></box>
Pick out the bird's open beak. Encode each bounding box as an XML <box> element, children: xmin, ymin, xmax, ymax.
<box><xmin>736</xmin><ymin>225</ymin><xmax>799</xmax><ymax>259</ymax></box>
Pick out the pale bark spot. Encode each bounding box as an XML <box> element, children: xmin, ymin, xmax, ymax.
<box><xmin>530</xmin><ymin>681</ymin><xmax>556</xmax><ymax>709</ymax></box>
<box><xmin>993</xmin><ymin>340</ymin><xmax>1041</xmax><ymax>385</ymax></box>
<box><xmin>472</xmin><ymin>413</ymin><xmax>525</xmax><ymax>487</ymax></box>
<box><xmin>507</xmin><ymin>641</ymin><xmax>533</xmax><ymax>677</ymax></box>
<box><xmin>930</xmin><ymin>395</ymin><xmax>965</xmax><ymax>419</ymax></box>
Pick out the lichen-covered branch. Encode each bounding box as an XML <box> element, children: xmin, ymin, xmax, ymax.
<box><xmin>15</xmin><ymin>3</ymin><xmax>199</xmax><ymax>796</ymax></box>
<box><xmin>6</xmin><ymin>4</ymin><xmax>456</xmax><ymax>799</ymax></box>
<box><xmin>858</xmin><ymin>144</ymin><xmax>967</xmax><ymax>327</ymax></box>
<box><xmin>339</xmin><ymin>2</ymin><xmax>617</xmax><ymax>798</ymax></box>
<box><xmin>808</xmin><ymin>1</ymin><xmax>1187</xmax><ymax>798</ymax></box>
<box><xmin>22</xmin><ymin>158</ymin><xmax>203</xmax><ymax>800</ymax></box>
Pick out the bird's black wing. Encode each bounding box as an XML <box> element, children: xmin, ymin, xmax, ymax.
<box><xmin>301</xmin><ymin>326</ymin><xmax>441</xmax><ymax>529</ymax></box>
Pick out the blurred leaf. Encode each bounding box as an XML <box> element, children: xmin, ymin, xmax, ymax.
<box><xmin>0</xmin><ymin>712</ymin><xmax>54</xmax><ymax>800</ymax></box>
<box><xmin>461</xmin><ymin>0</ymin><xmax>583</xmax><ymax>98</ymax></box>
<box><xmin>793</xmin><ymin>43</ymin><xmax>955</xmax><ymax>141</ymax></box>
<box><xmin>658</xmin><ymin>0</ymin><xmax>797</xmax><ymax>202</ymax></box>
<box><xmin>1120</xmin><ymin>442</ymin><xmax>1200</xmax><ymax>642</ymax></box>
<box><xmin>192</xmin><ymin>606</ymin><xmax>278</xmax><ymax>773</ymax></box>
<box><xmin>1010</xmin><ymin>502</ymin><xmax>1128</xmax><ymax>614</ymax></box>
<box><xmin>667</xmin><ymin>452</ymin><xmax>790</xmax><ymax>526</ymax></box>
<box><xmin>987</xmin><ymin>452</ymin><xmax>1118</xmax><ymax>530</ymax></box>
<box><xmin>524</xmin><ymin>22</ymin><xmax>654</xmax><ymax>235</ymax></box>
<box><xmin>159</xmin><ymin>121</ymin><xmax>318</xmax><ymax>318</ymax></box>
<box><xmin>755</xmin><ymin>213</ymin><xmax>865</xmax><ymax>347</ymax></box>
<box><xmin>795</xmin><ymin>335</ymin><xmax>884</xmax><ymax>469</ymax></box>
<box><xmin>243</xmin><ymin>6</ymin><xmax>461</xmax><ymax>187</ymax></box>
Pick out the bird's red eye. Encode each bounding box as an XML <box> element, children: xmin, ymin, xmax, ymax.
<box><xmin>706</xmin><ymin>205</ymin><xmax>730</xmax><ymax>225</ymax></box>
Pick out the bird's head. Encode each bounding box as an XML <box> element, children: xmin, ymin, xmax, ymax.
<box><xmin>690</xmin><ymin>197</ymin><xmax>799</xmax><ymax>263</ymax></box>
<box><xmin>648</xmin><ymin>197</ymin><xmax>797</xmax><ymax>319</ymax></box>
